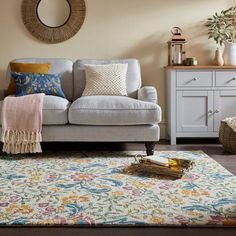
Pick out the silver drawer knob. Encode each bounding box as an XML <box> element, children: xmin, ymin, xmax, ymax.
<box><xmin>208</xmin><ymin>110</ymin><xmax>213</xmax><ymax>114</ymax></box>
<box><xmin>232</xmin><ymin>77</ymin><xmax>236</xmax><ymax>81</ymax></box>
<box><xmin>192</xmin><ymin>77</ymin><xmax>198</xmax><ymax>81</ymax></box>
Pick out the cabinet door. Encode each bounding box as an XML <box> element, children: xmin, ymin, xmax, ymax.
<box><xmin>177</xmin><ymin>91</ymin><xmax>214</xmax><ymax>132</ymax></box>
<box><xmin>214</xmin><ymin>90</ymin><xmax>236</xmax><ymax>132</ymax></box>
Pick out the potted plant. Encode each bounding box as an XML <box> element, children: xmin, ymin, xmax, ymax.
<box><xmin>206</xmin><ymin>6</ymin><xmax>236</xmax><ymax>65</ymax></box>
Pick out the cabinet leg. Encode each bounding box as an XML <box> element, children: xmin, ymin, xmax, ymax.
<box><xmin>169</xmin><ymin>130</ymin><xmax>177</xmax><ymax>145</ymax></box>
<box><xmin>170</xmin><ymin>136</ymin><xmax>177</xmax><ymax>145</ymax></box>
<box><xmin>145</xmin><ymin>142</ymin><xmax>156</xmax><ymax>156</ymax></box>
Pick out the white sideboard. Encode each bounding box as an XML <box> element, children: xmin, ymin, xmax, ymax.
<box><xmin>166</xmin><ymin>66</ymin><xmax>236</xmax><ymax>144</ymax></box>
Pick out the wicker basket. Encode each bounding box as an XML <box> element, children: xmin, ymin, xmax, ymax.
<box><xmin>219</xmin><ymin>121</ymin><xmax>236</xmax><ymax>153</ymax></box>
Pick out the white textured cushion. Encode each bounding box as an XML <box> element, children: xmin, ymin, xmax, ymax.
<box><xmin>82</xmin><ymin>64</ymin><xmax>128</xmax><ymax>96</ymax></box>
<box><xmin>68</xmin><ymin>96</ymin><xmax>161</xmax><ymax>125</ymax></box>
<box><xmin>73</xmin><ymin>59</ymin><xmax>142</xmax><ymax>99</ymax></box>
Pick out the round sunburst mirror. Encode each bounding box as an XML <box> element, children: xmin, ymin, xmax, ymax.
<box><xmin>22</xmin><ymin>0</ymin><xmax>86</xmax><ymax>43</ymax></box>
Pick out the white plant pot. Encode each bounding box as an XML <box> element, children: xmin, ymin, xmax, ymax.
<box><xmin>223</xmin><ymin>42</ymin><xmax>236</xmax><ymax>66</ymax></box>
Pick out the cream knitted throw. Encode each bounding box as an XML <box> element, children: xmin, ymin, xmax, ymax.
<box><xmin>223</xmin><ymin>117</ymin><xmax>236</xmax><ymax>133</ymax></box>
<box><xmin>1</xmin><ymin>94</ymin><xmax>45</xmax><ymax>154</ymax></box>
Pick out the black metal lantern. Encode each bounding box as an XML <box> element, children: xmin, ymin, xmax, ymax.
<box><xmin>168</xmin><ymin>27</ymin><xmax>186</xmax><ymax>66</ymax></box>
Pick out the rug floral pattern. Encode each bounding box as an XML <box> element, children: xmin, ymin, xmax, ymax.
<box><xmin>0</xmin><ymin>151</ymin><xmax>236</xmax><ymax>226</ymax></box>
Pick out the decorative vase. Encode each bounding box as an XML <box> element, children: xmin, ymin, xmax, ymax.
<box><xmin>214</xmin><ymin>48</ymin><xmax>224</xmax><ymax>66</ymax></box>
<box><xmin>223</xmin><ymin>41</ymin><xmax>236</xmax><ymax>65</ymax></box>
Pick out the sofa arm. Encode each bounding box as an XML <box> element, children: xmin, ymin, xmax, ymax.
<box><xmin>138</xmin><ymin>86</ymin><xmax>157</xmax><ymax>104</ymax></box>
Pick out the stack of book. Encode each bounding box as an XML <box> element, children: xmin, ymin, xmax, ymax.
<box><xmin>131</xmin><ymin>155</ymin><xmax>193</xmax><ymax>178</ymax></box>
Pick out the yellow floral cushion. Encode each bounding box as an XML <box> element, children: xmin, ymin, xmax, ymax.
<box><xmin>7</xmin><ymin>62</ymin><xmax>51</xmax><ymax>95</ymax></box>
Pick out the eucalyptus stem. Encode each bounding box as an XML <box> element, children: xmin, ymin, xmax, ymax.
<box><xmin>206</xmin><ymin>6</ymin><xmax>236</xmax><ymax>46</ymax></box>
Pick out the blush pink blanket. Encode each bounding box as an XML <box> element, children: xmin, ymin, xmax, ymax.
<box><xmin>1</xmin><ymin>93</ymin><xmax>45</xmax><ymax>154</ymax></box>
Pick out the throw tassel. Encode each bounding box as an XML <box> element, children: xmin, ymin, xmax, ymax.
<box><xmin>2</xmin><ymin>130</ymin><xmax>42</xmax><ymax>154</ymax></box>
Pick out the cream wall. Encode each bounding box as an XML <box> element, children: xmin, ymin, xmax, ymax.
<box><xmin>0</xmin><ymin>0</ymin><xmax>236</xmax><ymax>138</ymax></box>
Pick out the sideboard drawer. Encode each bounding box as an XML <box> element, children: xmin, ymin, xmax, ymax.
<box><xmin>216</xmin><ymin>71</ymin><xmax>236</xmax><ymax>87</ymax></box>
<box><xmin>177</xmin><ymin>71</ymin><xmax>213</xmax><ymax>87</ymax></box>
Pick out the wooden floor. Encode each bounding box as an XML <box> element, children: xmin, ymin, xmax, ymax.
<box><xmin>41</xmin><ymin>139</ymin><xmax>236</xmax><ymax>175</ymax></box>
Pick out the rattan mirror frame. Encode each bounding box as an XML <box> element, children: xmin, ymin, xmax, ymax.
<box><xmin>22</xmin><ymin>0</ymin><xmax>86</xmax><ymax>43</ymax></box>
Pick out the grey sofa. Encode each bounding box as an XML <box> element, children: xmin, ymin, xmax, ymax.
<box><xmin>0</xmin><ymin>58</ymin><xmax>162</xmax><ymax>155</ymax></box>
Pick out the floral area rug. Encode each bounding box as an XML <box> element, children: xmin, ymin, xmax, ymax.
<box><xmin>0</xmin><ymin>151</ymin><xmax>236</xmax><ymax>227</ymax></box>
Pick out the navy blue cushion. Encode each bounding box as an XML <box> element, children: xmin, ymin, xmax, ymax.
<box><xmin>11</xmin><ymin>72</ymin><xmax>66</xmax><ymax>98</ymax></box>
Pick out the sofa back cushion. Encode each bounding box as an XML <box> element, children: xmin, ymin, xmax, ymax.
<box><xmin>73</xmin><ymin>59</ymin><xmax>142</xmax><ymax>99</ymax></box>
<box><xmin>6</xmin><ymin>58</ymin><xmax>73</xmax><ymax>101</ymax></box>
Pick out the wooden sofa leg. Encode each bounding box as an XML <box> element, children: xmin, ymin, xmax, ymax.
<box><xmin>145</xmin><ymin>142</ymin><xmax>156</xmax><ymax>156</ymax></box>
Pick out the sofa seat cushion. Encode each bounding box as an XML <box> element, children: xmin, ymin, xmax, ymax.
<box><xmin>0</xmin><ymin>95</ymin><xmax>70</xmax><ymax>125</ymax></box>
<box><xmin>68</xmin><ymin>96</ymin><xmax>161</xmax><ymax>125</ymax></box>
<box><xmin>43</xmin><ymin>96</ymin><xmax>70</xmax><ymax>124</ymax></box>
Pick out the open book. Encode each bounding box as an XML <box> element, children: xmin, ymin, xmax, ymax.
<box><xmin>131</xmin><ymin>154</ymin><xmax>194</xmax><ymax>178</ymax></box>
<box><xmin>141</xmin><ymin>155</ymin><xmax>169</xmax><ymax>167</ymax></box>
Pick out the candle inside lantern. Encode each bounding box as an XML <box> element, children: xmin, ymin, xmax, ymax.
<box><xmin>175</xmin><ymin>52</ymin><xmax>182</xmax><ymax>64</ymax></box>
